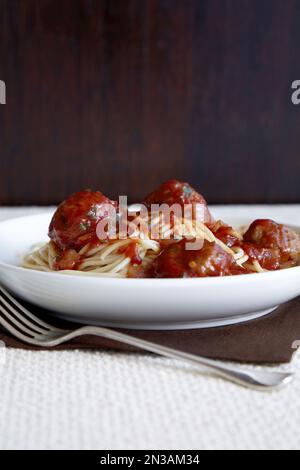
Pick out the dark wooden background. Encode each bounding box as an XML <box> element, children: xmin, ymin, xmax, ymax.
<box><xmin>0</xmin><ymin>0</ymin><xmax>300</xmax><ymax>205</ymax></box>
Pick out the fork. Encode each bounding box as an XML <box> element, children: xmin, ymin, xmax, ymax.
<box><xmin>0</xmin><ymin>285</ymin><xmax>293</xmax><ymax>391</ymax></box>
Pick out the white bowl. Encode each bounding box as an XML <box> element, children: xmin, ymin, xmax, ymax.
<box><xmin>0</xmin><ymin>211</ymin><xmax>299</xmax><ymax>330</ymax></box>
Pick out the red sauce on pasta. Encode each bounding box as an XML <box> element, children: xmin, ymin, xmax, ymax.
<box><xmin>119</xmin><ymin>242</ymin><xmax>142</xmax><ymax>266</ymax></box>
<box><xmin>40</xmin><ymin>184</ymin><xmax>300</xmax><ymax>276</ymax></box>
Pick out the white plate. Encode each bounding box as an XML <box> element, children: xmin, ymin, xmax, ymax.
<box><xmin>0</xmin><ymin>211</ymin><xmax>299</xmax><ymax>330</ymax></box>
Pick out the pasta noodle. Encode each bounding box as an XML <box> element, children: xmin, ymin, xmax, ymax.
<box><xmin>23</xmin><ymin>181</ymin><xmax>300</xmax><ymax>277</ymax></box>
<box><xmin>22</xmin><ymin>215</ymin><xmax>259</xmax><ymax>277</ymax></box>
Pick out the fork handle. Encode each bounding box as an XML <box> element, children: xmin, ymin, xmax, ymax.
<box><xmin>48</xmin><ymin>325</ymin><xmax>293</xmax><ymax>391</ymax></box>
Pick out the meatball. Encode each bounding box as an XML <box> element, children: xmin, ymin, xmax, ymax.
<box><xmin>143</xmin><ymin>179</ymin><xmax>213</xmax><ymax>224</ymax></box>
<box><xmin>243</xmin><ymin>219</ymin><xmax>300</xmax><ymax>269</ymax></box>
<box><xmin>153</xmin><ymin>239</ymin><xmax>243</xmax><ymax>278</ymax></box>
<box><xmin>244</xmin><ymin>219</ymin><xmax>300</xmax><ymax>253</ymax></box>
<box><xmin>49</xmin><ymin>189</ymin><xmax>117</xmax><ymax>250</ymax></box>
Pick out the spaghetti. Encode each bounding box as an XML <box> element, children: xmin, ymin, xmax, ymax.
<box><xmin>23</xmin><ymin>216</ymin><xmax>260</xmax><ymax>276</ymax></box>
<box><xmin>22</xmin><ymin>181</ymin><xmax>300</xmax><ymax>278</ymax></box>
<box><xmin>23</xmin><ymin>239</ymin><xmax>160</xmax><ymax>277</ymax></box>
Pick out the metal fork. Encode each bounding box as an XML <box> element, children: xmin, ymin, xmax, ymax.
<box><xmin>0</xmin><ymin>285</ymin><xmax>293</xmax><ymax>391</ymax></box>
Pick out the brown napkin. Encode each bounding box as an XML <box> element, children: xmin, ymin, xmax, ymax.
<box><xmin>1</xmin><ymin>297</ymin><xmax>300</xmax><ymax>364</ymax></box>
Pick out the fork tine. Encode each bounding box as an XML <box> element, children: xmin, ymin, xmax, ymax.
<box><xmin>0</xmin><ymin>295</ymin><xmax>48</xmax><ymax>334</ymax></box>
<box><xmin>0</xmin><ymin>303</ymin><xmax>40</xmax><ymax>337</ymax></box>
<box><xmin>0</xmin><ymin>285</ymin><xmax>61</xmax><ymax>331</ymax></box>
<box><xmin>0</xmin><ymin>310</ymin><xmax>39</xmax><ymax>343</ymax></box>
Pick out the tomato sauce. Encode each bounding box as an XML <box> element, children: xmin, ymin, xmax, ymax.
<box><xmin>208</xmin><ymin>220</ymin><xmax>241</xmax><ymax>248</ymax></box>
<box><xmin>119</xmin><ymin>241</ymin><xmax>142</xmax><ymax>265</ymax></box>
